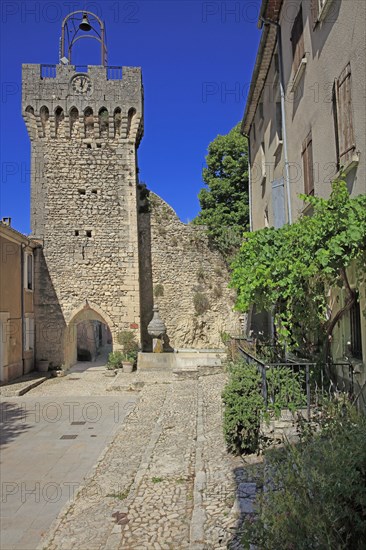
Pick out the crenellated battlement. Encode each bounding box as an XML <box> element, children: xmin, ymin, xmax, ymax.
<box><xmin>22</xmin><ymin>64</ymin><xmax>143</xmax><ymax>143</ymax></box>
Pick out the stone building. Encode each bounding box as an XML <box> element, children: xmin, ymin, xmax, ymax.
<box><xmin>0</xmin><ymin>220</ymin><xmax>36</xmax><ymax>382</ymax></box>
<box><xmin>22</xmin><ymin>13</ymin><xmax>238</xmax><ymax>369</ymax></box>
<box><xmin>242</xmin><ymin>0</ymin><xmax>366</xmax><ymax>402</ymax></box>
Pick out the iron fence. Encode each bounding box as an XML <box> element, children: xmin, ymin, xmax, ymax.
<box><xmin>40</xmin><ymin>65</ymin><xmax>57</xmax><ymax>79</ymax></box>
<box><xmin>233</xmin><ymin>338</ymin><xmax>358</xmax><ymax>419</ymax></box>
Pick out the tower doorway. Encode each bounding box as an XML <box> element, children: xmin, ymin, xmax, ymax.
<box><xmin>64</xmin><ymin>303</ymin><xmax>114</xmax><ymax>368</ymax></box>
<box><xmin>76</xmin><ymin>320</ymin><xmax>112</xmax><ymax>362</ymax></box>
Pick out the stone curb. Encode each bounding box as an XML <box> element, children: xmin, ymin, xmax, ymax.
<box><xmin>0</xmin><ymin>376</ymin><xmax>48</xmax><ymax>398</ymax></box>
<box><xmin>189</xmin><ymin>381</ymin><xmax>206</xmax><ymax>549</ymax></box>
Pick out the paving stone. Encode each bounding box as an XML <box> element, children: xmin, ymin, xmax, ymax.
<box><xmin>19</xmin><ymin>367</ymin><xmax>264</xmax><ymax>550</ymax></box>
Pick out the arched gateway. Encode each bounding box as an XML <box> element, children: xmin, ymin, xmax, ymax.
<box><xmin>64</xmin><ymin>302</ymin><xmax>114</xmax><ymax>368</ymax></box>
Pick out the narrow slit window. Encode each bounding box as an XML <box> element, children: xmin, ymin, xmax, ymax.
<box><xmin>26</xmin><ymin>254</ymin><xmax>33</xmax><ymax>290</ymax></box>
<box><xmin>78</xmin><ymin>189</ymin><xmax>86</xmax><ymax>195</ymax></box>
<box><xmin>86</xmin><ymin>230</ymin><xmax>92</xmax><ymax>238</ymax></box>
<box><xmin>92</xmin><ymin>189</ymin><xmax>98</xmax><ymax>195</ymax></box>
<box><xmin>75</xmin><ymin>230</ymin><xmax>79</xmax><ymax>236</ymax></box>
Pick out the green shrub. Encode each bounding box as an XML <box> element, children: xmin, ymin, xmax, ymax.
<box><xmin>116</xmin><ymin>330</ymin><xmax>139</xmax><ymax>363</ymax></box>
<box><xmin>243</xmin><ymin>399</ymin><xmax>366</xmax><ymax>549</ymax></box>
<box><xmin>154</xmin><ymin>283</ymin><xmax>164</xmax><ymax>298</ymax></box>
<box><xmin>266</xmin><ymin>366</ymin><xmax>307</xmax><ymax>416</ymax></box>
<box><xmin>197</xmin><ymin>267</ymin><xmax>205</xmax><ymax>282</ymax></box>
<box><xmin>193</xmin><ymin>292</ymin><xmax>210</xmax><ymax>315</ymax></box>
<box><xmin>222</xmin><ymin>361</ymin><xmax>263</xmax><ymax>455</ymax></box>
<box><xmin>213</xmin><ymin>285</ymin><xmax>223</xmax><ymax>299</ymax></box>
<box><xmin>107</xmin><ymin>351</ymin><xmax>124</xmax><ymax>369</ymax></box>
<box><xmin>222</xmin><ymin>360</ymin><xmax>309</xmax><ymax>454</ymax></box>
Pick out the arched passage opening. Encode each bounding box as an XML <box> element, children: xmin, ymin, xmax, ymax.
<box><xmin>64</xmin><ymin>304</ymin><xmax>114</xmax><ymax>368</ymax></box>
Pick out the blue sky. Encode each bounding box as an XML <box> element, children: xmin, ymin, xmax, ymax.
<box><xmin>0</xmin><ymin>0</ymin><xmax>261</xmax><ymax>234</ymax></box>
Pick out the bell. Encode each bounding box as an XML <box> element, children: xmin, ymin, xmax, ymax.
<box><xmin>79</xmin><ymin>13</ymin><xmax>92</xmax><ymax>32</ymax></box>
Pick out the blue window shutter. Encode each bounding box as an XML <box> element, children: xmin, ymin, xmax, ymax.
<box><xmin>272</xmin><ymin>178</ymin><xmax>286</xmax><ymax>228</ymax></box>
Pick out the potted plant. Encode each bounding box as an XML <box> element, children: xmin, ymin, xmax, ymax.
<box><xmin>49</xmin><ymin>364</ymin><xmax>65</xmax><ymax>377</ymax></box>
<box><xmin>122</xmin><ymin>351</ymin><xmax>138</xmax><ymax>373</ymax></box>
<box><xmin>37</xmin><ymin>359</ymin><xmax>49</xmax><ymax>372</ymax></box>
<box><xmin>106</xmin><ymin>351</ymin><xmax>124</xmax><ymax>374</ymax></box>
<box><xmin>117</xmin><ymin>330</ymin><xmax>139</xmax><ymax>373</ymax></box>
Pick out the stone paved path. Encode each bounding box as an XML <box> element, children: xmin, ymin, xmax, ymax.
<box><xmin>0</xmin><ymin>361</ymin><xmax>139</xmax><ymax>550</ymax></box>
<box><xmin>29</xmin><ymin>366</ymin><xmax>264</xmax><ymax>550</ymax></box>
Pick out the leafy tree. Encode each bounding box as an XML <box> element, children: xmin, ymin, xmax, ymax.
<box><xmin>230</xmin><ymin>178</ymin><xmax>366</xmax><ymax>359</ymax></box>
<box><xmin>193</xmin><ymin>124</ymin><xmax>249</xmax><ymax>258</ymax></box>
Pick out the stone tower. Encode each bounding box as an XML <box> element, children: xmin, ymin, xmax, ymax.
<box><xmin>22</xmin><ymin>18</ymin><xmax>144</xmax><ymax>367</ymax></box>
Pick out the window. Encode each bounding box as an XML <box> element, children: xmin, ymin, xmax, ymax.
<box><xmin>350</xmin><ymin>292</ymin><xmax>362</xmax><ymax>359</ymax></box>
<box><xmin>302</xmin><ymin>131</ymin><xmax>314</xmax><ymax>195</ymax></box>
<box><xmin>334</xmin><ymin>63</ymin><xmax>355</xmax><ymax>167</ymax></box>
<box><xmin>291</xmin><ymin>6</ymin><xmax>304</xmax><ymax>73</ymax></box>
<box><xmin>86</xmin><ymin>230</ymin><xmax>92</xmax><ymax>238</ymax></box>
<box><xmin>276</xmin><ymin>102</ymin><xmax>282</xmax><ymax>141</ymax></box>
<box><xmin>78</xmin><ymin>189</ymin><xmax>86</xmax><ymax>195</ymax></box>
<box><xmin>75</xmin><ymin>230</ymin><xmax>79</xmax><ymax>236</ymax></box>
<box><xmin>25</xmin><ymin>254</ymin><xmax>33</xmax><ymax>290</ymax></box>
<box><xmin>260</xmin><ymin>142</ymin><xmax>266</xmax><ymax>180</ymax></box>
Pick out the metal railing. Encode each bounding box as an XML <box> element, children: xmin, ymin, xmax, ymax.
<box><xmin>107</xmin><ymin>66</ymin><xmax>123</xmax><ymax>80</ymax></box>
<box><xmin>39</xmin><ymin>64</ymin><xmax>123</xmax><ymax>80</ymax></box>
<box><xmin>40</xmin><ymin>65</ymin><xmax>56</xmax><ymax>78</ymax></box>
<box><xmin>74</xmin><ymin>65</ymin><xmax>88</xmax><ymax>73</ymax></box>
<box><xmin>233</xmin><ymin>338</ymin><xmax>358</xmax><ymax>419</ymax></box>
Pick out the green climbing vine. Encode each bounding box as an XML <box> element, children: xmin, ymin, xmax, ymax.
<box><xmin>230</xmin><ymin>178</ymin><xmax>366</xmax><ymax>358</ymax></box>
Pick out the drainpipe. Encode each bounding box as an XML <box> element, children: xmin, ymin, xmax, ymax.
<box><xmin>259</xmin><ymin>16</ymin><xmax>293</xmax><ymax>225</ymax></box>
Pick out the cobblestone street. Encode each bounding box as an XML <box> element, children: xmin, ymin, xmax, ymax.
<box><xmin>2</xmin><ymin>363</ymin><xmax>261</xmax><ymax>550</ymax></box>
<box><xmin>11</xmin><ymin>364</ymin><xmax>264</xmax><ymax>550</ymax></box>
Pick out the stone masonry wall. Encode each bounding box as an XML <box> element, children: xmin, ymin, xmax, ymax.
<box><xmin>139</xmin><ymin>193</ymin><xmax>240</xmax><ymax>350</ymax></box>
<box><xmin>23</xmin><ymin>64</ymin><xmax>143</xmax><ymax>367</ymax></box>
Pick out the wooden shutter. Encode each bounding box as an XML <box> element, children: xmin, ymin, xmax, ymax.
<box><xmin>291</xmin><ymin>7</ymin><xmax>304</xmax><ymax>72</ymax></box>
<box><xmin>302</xmin><ymin>132</ymin><xmax>314</xmax><ymax>195</ymax></box>
<box><xmin>272</xmin><ymin>178</ymin><xmax>286</xmax><ymax>228</ymax></box>
<box><xmin>335</xmin><ymin>63</ymin><xmax>355</xmax><ymax>165</ymax></box>
<box><xmin>276</xmin><ymin>103</ymin><xmax>282</xmax><ymax>141</ymax></box>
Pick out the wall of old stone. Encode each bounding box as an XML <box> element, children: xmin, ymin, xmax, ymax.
<box><xmin>139</xmin><ymin>193</ymin><xmax>240</xmax><ymax>350</ymax></box>
<box><xmin>23</xmin><ymin>64</ymin><xmax>143</xmax><ymax>367</ymax></box>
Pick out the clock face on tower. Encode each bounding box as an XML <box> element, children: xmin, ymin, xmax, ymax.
<box><xmin>71</xmin><ymin>74</ymin><xmax>92</xmax><ymax>95</ymax></box>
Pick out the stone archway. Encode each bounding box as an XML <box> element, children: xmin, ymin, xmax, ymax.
<box><xmin>64</xmin><ymin>302</ymin><xmax>115</xmax><ymax>368</ymax></box>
